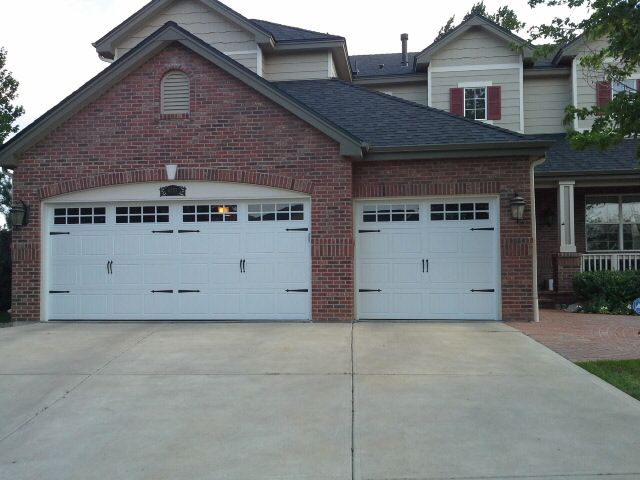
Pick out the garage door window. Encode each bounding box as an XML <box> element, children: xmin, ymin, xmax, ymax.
<box><xmin>363</xmin><ymin>204</ymin><xmax>419</xmax><ymax>223</ymax></box>
<box><xmin>54</xmin><ymin>207</ymin><xmax>106</xmax><ymax>225</ymax></box>
<box><xmin>431</xmin><ymin>203</ymin><xmax>489</xmax><ymax>221</ymax></box>
<box><xmin>116</xmin><ymin>206</ymin><xmax>169</xmax><ymax>224</ymax></box>
<box><xmin>248</xmin><ymin>203</ymin><xmax>304</xmax><ymax>222</ymax></box>
<box><xmin>183</xmin><ymin>205</ymin><xmax>238</xmax><ymax>223</ymax></box>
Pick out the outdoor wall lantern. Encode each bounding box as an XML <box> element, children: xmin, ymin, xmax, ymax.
<box><xmin>10</xmin><ymin>200</ymin><xmax>29</xmax><ymax>227</ymax></box>
<box><xmin>510</xmin><ymin>193</ymin><xmax>526</xmax><ymax>222</ymax></box>
<box><xmin>165</xmin><ymin>164</ymin><xmax>178</xmax><ymax>181</ymax></box>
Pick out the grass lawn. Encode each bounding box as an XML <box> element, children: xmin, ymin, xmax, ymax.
<box><xmin>0</xmin><ymin>311</ymin><xmax>10</xmax><ymax>323</ymax></box>
<box><xmin>577</xmin><ymin>359</ymin><xmax>640</xmax><ymax>401</ymax></box>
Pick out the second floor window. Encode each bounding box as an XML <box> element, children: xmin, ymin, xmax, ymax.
<box><xmin>464</xmin><ymin>87</ymin><xmax>487</xmax><ymax>121</ymax></box>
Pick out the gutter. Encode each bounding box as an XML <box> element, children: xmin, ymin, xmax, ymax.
<box><xmin>362</xmin><ymin>140</ymin><xmax>554</xmax><ymax>161</ymax></box>
<box><xmin>352</xmin><ymin>74</ymin><xmax>427</xmax><ymax>85</ymax></box>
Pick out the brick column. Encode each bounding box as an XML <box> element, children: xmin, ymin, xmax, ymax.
<box><xmin>553</xmin><ymin>252</ymin><xmax>581</xmax><ymax>298</ymax></box>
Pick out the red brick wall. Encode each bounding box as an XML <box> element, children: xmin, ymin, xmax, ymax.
<box><xmin>353</xmin><ymin>157</ymin><xmax>536</xmax><ymax>322</ymax></box>
<box><xmin>11</xmin><ymin>44</ymin><xmax>354</xmax><ymax>322</ymax></box>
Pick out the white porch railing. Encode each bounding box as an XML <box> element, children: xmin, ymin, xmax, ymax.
<box><xmin>582</xmin><ymin>253</ymin><xmax>640</xmax><ymax>272</ymax></box>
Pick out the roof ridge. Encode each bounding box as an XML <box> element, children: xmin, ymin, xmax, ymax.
<box><xmin>250</xmin><ymin>18</ymin><xmax>343</xmax><ymax>39</ymax></box>
<box><xmin>350</xmin><ymin>52</ymin><xmax>418</xmax><ymax>58</ymax></box>
<box><xmin>325</xmin><ymin>79</ymin><xmax>528</xmax><ymax>140</ymax></box>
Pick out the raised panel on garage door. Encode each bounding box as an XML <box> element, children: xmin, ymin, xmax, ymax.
<box><xmin>356</xmin><ymin>199</ymin><xmax>499</xmax><ymax>320</ymax></box>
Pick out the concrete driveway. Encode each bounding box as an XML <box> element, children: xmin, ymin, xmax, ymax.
<box><xmin>0</xmin><ymin>322</ymin><xmax>638</xmax><ymax>480</ymax></box>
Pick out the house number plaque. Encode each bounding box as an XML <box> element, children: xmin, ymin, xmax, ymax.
<box><xmin>160</xmin><ymin>185</ymin><xmax>187</xmax><ymax>197</ymax></box>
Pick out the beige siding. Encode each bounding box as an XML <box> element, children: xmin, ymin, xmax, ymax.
<box><xmin>430</xmin><ymin>26</ymin><xmax>520</xmax><ymax>67</ymax></box>
<box><xmin>431</xmin><ymin>68</ymin><xmax>521</xmax><ymax>132</ymax></box>
<box><xmin>114</xmin><ymin>0</ymin><xmax>257</xmax><ymax>68</ymax></box>
<box><xmin>524</xmin><ymin>77</ymin><xmax>572</xmax><ymax>134</ymax></box>
<box><xmin>368</xmin><ymin>82</ymin><xmax>429</xmax><ymax>106</ymax></box>
<box><xmin>263</xmin><ymin>52</ymin><xmax>332</xmax><ymax>81</ymax></box>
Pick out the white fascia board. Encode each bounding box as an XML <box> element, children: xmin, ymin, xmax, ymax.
<box><xmin>430</xmin><ymin>63</ymin><xmax>520</xmax><ymax>73</ymax></box>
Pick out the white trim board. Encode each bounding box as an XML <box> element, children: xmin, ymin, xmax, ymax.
<box><xmin>458</xmin><ymin>81</ymin><xmax>493</xmax><ymax>88</ymax></box>
<box><xmin>430</xmin><ymin>63</ymin><xmax>521</xmax><ymax>73</ymax></box>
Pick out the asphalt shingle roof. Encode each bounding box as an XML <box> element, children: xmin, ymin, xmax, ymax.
<box><xmin>250</xmin><ymin>19</ymin><xmax>344</xmax><ymax>42</ymax></box>
<box><xmin>535</xmin><ymin>134</ymin><xmax>640</xmax><ymax>174</ymax></box>
<box><xmin>350</xmin><ymin>53</ymin><xmax>419</xmax><ymax>77</ymax></box>
<box><xmin>275</xmin><ymin>79</ymin><xmax>529</xmax><ymax>147</ymax></box>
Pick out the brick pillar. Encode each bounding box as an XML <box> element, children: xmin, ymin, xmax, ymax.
<box><xmin>553</xmin><ymin>253</ymin><xmax>581</xmax><ymax>299</ymax></box>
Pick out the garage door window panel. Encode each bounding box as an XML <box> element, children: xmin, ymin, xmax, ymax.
<box><xmin>54</xmin><ymin>207</ymin><xmax>106</xmax><ymax>225</ymax></box>
<box><xmin>248</xmin><ymin>203</ymin><xmax>304</xmax><ymax>222</ymax></box>
<box><xmin>431</xmin><ymin>203</ymin><xmax>489</xmax><ymax>221</ymax></box>
<box><xmin>116</xmin><ymin>206</ymin><xmax>169</xmax><ymax>224</ymax></box>
<box><xmin>183</xmin><ymin>205</ymin><xmax>237</xmax><ymax>223</ymax></box>
<box><xmin>363</xmin><ymin>204</ymin><xmax>419</xmax><ymax>223</ymax></box>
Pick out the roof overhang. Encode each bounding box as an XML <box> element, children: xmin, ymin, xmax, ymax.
<box><xmin>535</xmin><ymin>170</ymin><xmax>640</xmax><ymax>188</ymax></box>
<box><xmin>353</xmin><ymin>74</ymin><xmax>427</xmax><ymax>86</ymax></box>
<box><xmin>93</xmin><ymin>0</ymin><xmax>274</xmax><ymax>60</ymax></box>
<box><xmin>361</xmin><ymin>140</ymin><xmax>553</xmax><ymax>161</ymax></box>
<box><xmin>415</xmin><ymin>15</ymin><xmax>532</xmax><ymax>69</ymax></box>
<box><xmin>523</xmin><ymin>67</ymin><xmax>571</xmax><ymax>79</ymax></box>
<box><xmin>0</xmin><ymin>23</ymin><xmax>365</xmax><ymax>167</ymax></box>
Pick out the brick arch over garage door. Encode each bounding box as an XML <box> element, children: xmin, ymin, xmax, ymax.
<box><xmin>37</xmin><ymin>168</ymin><xmax>315</xmax><ymax>200</ymax></box>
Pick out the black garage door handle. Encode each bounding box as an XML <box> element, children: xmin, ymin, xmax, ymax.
<box><xmin>471</xmin><ymin>289</ymin><xmax>495</xmax><ymax>293</ymax></box>
<box><xmin>359</xmin><ymin>289</ymin><xmax>382</xmax><ymax>293</ymax></box>
<box><xmin>151</xmin><ymin>290</ymin><xmax>174</xmax><ymax>293</ymax></box>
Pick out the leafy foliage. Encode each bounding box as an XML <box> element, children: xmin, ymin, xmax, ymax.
<box><xmin>0</xmin><ymin>47</ymin><xmax>24</xmax><ymax>144</ymax></box>
<box><xmin>434</xmin><ymin>1</ymin><xmax>526</xmax><ymax>42</ymax></box>
<box><xmin>573</xmin><ymin>270</ymin><xmax>640</xmax><ymax>314</ymax></box>
<box><xmin>528</xmin><ymin>0</ymin><xmax>640</xmax><ymax>156</ymax></box>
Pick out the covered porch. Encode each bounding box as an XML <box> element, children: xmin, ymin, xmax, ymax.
<box><xmin>535</xmin><ymin>183</ymin><xmax>640</xmax><ymax>303</ymax></box>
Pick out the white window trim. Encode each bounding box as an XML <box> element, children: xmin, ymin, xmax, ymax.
<box><xmin>427</xmin><ymin>66</ymin><xmax>432</xmax><ymax>106</ymax></box>
<box><xmin>462</xmin><ymin>85</ymin><xmax>489</xmax><ymax>121</ymax></box>
<box><xmin>585</xmin><ymin>194</ymin><xmax>640</xmax><ymax>253</ymax></box>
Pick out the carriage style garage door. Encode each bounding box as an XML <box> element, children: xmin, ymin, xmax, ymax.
<box><xmin>46</xmin><ymin>198</ymin><xmax>311</xmax><ymax>321</ymax></box>
<box><xmin>356</xmin><ymin>198</ymin><xmax>500</xmax><ymax>320</ymax></box>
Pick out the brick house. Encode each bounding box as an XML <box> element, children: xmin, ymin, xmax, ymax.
<box><xmin>0</xmin><ymin>1</ymin><xmax>637</xmax><ymax>322</ymax></box>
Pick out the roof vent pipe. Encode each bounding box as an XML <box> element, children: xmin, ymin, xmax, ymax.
<box><xmin>401</xmin><ymin>33</ymin><xmax>409</xmax><ymax>66</ymax></box>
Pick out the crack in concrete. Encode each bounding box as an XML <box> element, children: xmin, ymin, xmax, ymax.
<box><xmin>0</xmin><ymin>326</ymin><xmax>160</xmax><ymax>445</ymax></box>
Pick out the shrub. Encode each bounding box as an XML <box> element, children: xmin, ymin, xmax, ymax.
<box><xmin>573</xmin><ymin>270</ymin><xmax>640</xmax><ymax>315</ymax></box>
<box><xmin>0</xmin><ymin>231</ymin><xmax>10</xmax><ymax>312</ymax></box>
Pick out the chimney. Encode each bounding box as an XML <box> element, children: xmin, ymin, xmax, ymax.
<box><xmin>401</xmin><ymin>33</ymin><xmax>409</xmax><ymax>66</ymax></box>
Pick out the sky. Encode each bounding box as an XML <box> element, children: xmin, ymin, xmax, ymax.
<box><xmin>1</xmin><ymin>0</ymin><xmax>589</xmax><ymax>131</ymax></box>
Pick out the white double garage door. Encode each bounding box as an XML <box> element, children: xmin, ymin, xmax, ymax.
<box><xmin>46</xmin><ymin>197</ymin><xmax>311</xmax><ymax>321</ymax></box>
<box><xmin>45</xmin><ymin>191</ymin><xmax>499</xmax><ymax>321</ymax></box>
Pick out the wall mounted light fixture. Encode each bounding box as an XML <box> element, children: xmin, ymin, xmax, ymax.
<box><xmin>10</xmin><ymin>199</ymin><xmax>29</xmax><ymax>227</ymax></box>
<box><xmin>510</xmin><ymin>193</ymin><xmax>526</xmax><ymax>222</ymax></box>
<box><xmin>165</xmin><ymin>165</ymin><xmax>178</xmax><ymax>181</ymax></box>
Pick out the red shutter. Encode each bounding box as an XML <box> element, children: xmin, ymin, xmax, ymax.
<box><xmin>487</xmin><ymin>85</ymin><xmax>502</xmax><ymax>120</ymax></box>
<box><xmin>596</xmin><ymin>81</ymin><xmax>612</xmax><ymax>108</ymax></box>
<box><xmin>450</xmin><ymin>88</ymin><xmax>464</xmax><ymax>116</ymax></box>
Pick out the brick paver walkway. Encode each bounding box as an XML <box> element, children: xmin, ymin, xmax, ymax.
<box><xmin>511</xmin><ymin>309</ymin><xmax>640</xmax><ymax>362</ymax></box>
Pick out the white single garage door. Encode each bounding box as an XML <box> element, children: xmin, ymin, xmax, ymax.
<box><xmin>46</xmin><ymin>199</ymin><xmax>311</xmax><ymax>321</ymax></box>
<box><xmin>356</xmin><ymin>198</ymin><xmax>500</xmax><ymax>320</ymax></box>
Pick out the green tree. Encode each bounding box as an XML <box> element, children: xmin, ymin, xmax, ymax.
<box><xmin>528</xmin><ymin>0</ymin><xmax>640</xmax><ymax>155</ymax></box>
<box><xmin>434</xmin><ymin>2</ymin><xmax>526</xmax><ymax>42</ymax></box>
<box><xmin>0</xmin><ymin>47</ymin><xmax>24</xmax><ymax>144</ymax></box>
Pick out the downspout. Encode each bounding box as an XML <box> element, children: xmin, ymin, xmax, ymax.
<box><xmin>530</xmin><ymin>156</ymin><xmax>546</xmax><ymax>322</ymax></box>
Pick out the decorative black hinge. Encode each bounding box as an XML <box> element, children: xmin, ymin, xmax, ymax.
<box><xmin>152</xmin><ymin>230</ymin><xmax>174</xmax><ymax>234</ymax></box>
<box><xmin>470</xmin><ymin>228</ymin><xmax>495</xmax><ymax>231</ymax></box>
<box><xmin>160</xmin><ymin>185</ymin><xmax>186</xmax><ymax>197</ymax></box>
<box><xmin>178</xmin><ymin>230</ymin><xmax>200</xmax><ymax>234</ymax></box>
<box><xmin>359</xmin><ymin>289</ymin><xmax>382</xmax><ymax>293</ymax></box>
<box><xmin>49</xmin><ymin>290</ymin><xmax>70</xmax><ymax>294</ymax></box>
<box><xmin>359</xmin><ymin>230</ymin><xmax>381</xmax><ymax>233</ymax></box>
<box><xmin>470</xmin><ymin>289</ymin><xmax>495</xmax><ymax>293</ymax></box>
<box><xmin>151</xmin><ymin>290</ymin><xmax>174</xmax><ymax>293</ymax></box>
<box><xmin>285</xmin><ymin>289</ymin><xmax>309</xmax><ymax>293</ymax></box>
<box><xmin>50</xmin><ymin>232</ymin><xmax>70</xmax><ymax>236</ymax></box>
<box><xmin>286</xmin><ymin>228</ymin><xmax>309</xmax><ymax>232</ymax></box>
<box><xmin>178</xmin><ymin>290</ymin><xmax>201</xmax><ymax>293</ymax></box>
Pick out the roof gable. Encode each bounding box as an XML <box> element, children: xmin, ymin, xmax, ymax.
<box><xmin>415</xmin><ymin>14</ymin><xmax>531</xmax><ymax>67</ymax></box>
<box><xmin>0</xmin><ymin>22</ymin><xmax>364</xmax><ymax>167</ymax></box>
<box><xmin>93</xmin><ymin>0</ymin><xmax>273</xmax><ymax>60</ymax></box>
